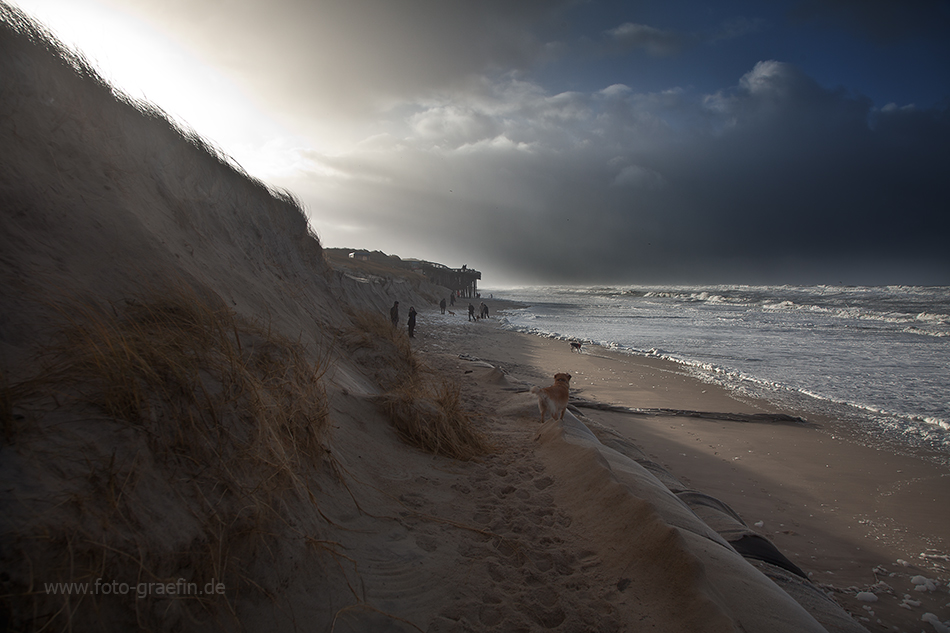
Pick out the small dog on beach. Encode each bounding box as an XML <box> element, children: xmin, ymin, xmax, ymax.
<box><xmin>530</xmin><ymin>373</ymin><xmax>572</xmax><ymax>423</ymax></box>
<box><xmin>570</xmin><ymin>341</ymin><xmax>582</xmax><ymax>353</ymax></box>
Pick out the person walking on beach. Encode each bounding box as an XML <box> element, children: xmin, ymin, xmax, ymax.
<box><xmin>450</xmin><ymin>293</ymin><xmax>455</xmax><ymax>307</ymax></box>
<box><xmin>439</xmin><ymin>298</ymin><xmax>446</xmax><ymax>314</ymax></box>
<box><xmin>468</xmin><ymin>303</ymin><xmax>475</xmax><ymax>321</ymax></box>
<box><xmin>390</xmin><ymin>301</ymin><xmax>399</xmax><ymax>328</ymax></box>
<box><xmin>407</xmin><ymin>306</ymin><xmax>417</xmax><ymax>338</ymax></box>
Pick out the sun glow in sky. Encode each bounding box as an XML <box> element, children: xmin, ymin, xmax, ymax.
<box><xmin>7</xmin><ymin>0</ymin><xmax>950</xmax><ymax>285</ymax></box>
<box><xmin>8</xmin><ymin>0</ymin><xmax>317</xmax><ymax>179</ymax></box>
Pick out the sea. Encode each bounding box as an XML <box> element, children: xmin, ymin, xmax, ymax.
<box><xmin>487</xmin><ymin>285</ymin><xmax>950</xmax><ymax>460</ymax></box>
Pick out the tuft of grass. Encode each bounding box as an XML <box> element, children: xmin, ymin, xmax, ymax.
<box><xmin>381</xmin><ymin>379</ymin><xmax>491</xmax><ymax>461</ymax></box>
<box><xmin>342</xmin><ymin>310</ymin><xmax>490</xmax><ymax>460</ymax></box>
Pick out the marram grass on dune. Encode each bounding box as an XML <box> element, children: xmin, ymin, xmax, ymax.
<box><xmin>344</xmin><ymin>309</ymin><xmax>491</xmax><ymax>460</ymax></box>
<box><xmin>2</xmin><ymin>283</ymin><xmax>332</xmax><ymax>630</ymax></box>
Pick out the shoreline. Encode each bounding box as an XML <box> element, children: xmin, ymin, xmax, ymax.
<box><xmin>486</xmin><ymin>289</ymin><xmax>950</xmax><ymax>462</ymax></box>
<box><xmin>526</xmin><ymin>334</ymin><xmax>950</xmax><ymax>469</ymax></box>
<box><xmin>416</xmin><ymin>307</ymin><xmax>950</xmax><ymax>632</ymax></box>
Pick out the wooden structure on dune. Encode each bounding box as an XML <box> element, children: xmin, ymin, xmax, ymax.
<box><xmin>415</xmin><ymin>262</ymin><xmax>481</xmax><ymax>298</ymax></box>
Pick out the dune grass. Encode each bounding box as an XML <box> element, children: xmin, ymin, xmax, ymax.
<box><xmin>380</xmin><ymin>378</ymin><xmax>490</xmax><ymax>461</ymax></box>
<box><xmin>2</xmin><ymin>284</ymin><xmax>330</xmax><ymax>630</ymax></box>
<box><xmin>344</xmin><ymin>309</ymin><xmax>490</xmax><ymax>460</ymax></box>
<box><xmin>37</xmin><ymin>284</ymin><xmax>330</xmax><ymax>481</ymax></box>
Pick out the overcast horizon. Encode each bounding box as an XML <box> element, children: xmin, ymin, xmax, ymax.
<box><xmin>10</xmin><ymin>0</ymin><xmax>950</xmax><ymax>286</ymax></box>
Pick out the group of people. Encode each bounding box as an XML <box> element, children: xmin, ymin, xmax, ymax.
<box><xmin>468</xmin><ymin>301</ymin><xmax>489</xmax><ymax>321</ymax></box>
<box><xmin>390</xmin><ymin>296</ymin><xmax>491</xmax><ymax>338</ymax></box>
<box><xmin>389</xmin><ymin>301</ymin><xmax>418</xmax><ymax>338</ymax></box>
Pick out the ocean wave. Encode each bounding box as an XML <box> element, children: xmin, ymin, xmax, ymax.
<box><xmin>681</xmin><ymin>363</ymin><xmax>950</xmax><ymax>451</ymax></box>
<box><xmin>519</xmin><ymin>284</ymin><xmax>950</xmax><ymax>324</ymax></box>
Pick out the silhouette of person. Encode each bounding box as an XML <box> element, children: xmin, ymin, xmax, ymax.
<box><xmin>468</xmin><ymin>303</ymin><xmax>475</xmax><ymax>321</ymax></box>
<box><xmin>408</xmin><ymin>306</ymin><xmax>417</xmax><ymax>338</ymax></box>
<box><xmin>439</xmin><ymin>298</ymin><xmax>446</xmax><ymax>314</ymax></box>
<box><xmin>390</xmin><ymin>301</ymin><xmax>399</xmax><ymax>327</ymax></box>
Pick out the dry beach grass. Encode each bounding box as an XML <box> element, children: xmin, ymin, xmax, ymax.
<box><xmin>343</xmin><ymin>310</ymin><xmax>491</xmax><ymax>460</ymax></box>
<box><xmin>2</xmin><ymin>284</ymin><xmax>332</xmax><ymax>629</ymax></box>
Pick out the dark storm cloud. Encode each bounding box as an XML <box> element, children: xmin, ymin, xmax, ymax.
<box><xmin>290</xmin><ymin>61</ymin><xmax>950</xmax><ymax>284</ymax></box>
<box><xmin>660</xmin><ymin>64</ymin><xmax>950</xmax><ymax>280</ymax></box>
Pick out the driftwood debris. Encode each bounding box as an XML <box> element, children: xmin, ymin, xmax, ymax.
<box><xmin>569</xmin><ymin>401</ymin><xmax>810</xmax><ymax>425</ymax></box>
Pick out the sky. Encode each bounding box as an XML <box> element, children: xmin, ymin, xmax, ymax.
<box><xmin>8</xmin><ymin>0</ymin><xmax>950</xmax><ymax>286</ymax></box>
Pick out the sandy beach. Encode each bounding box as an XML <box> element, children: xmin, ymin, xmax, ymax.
<box><xmin>414</xmin><ymin>304</ymin><xmax>950</xmax><ymax>633</ymax></box>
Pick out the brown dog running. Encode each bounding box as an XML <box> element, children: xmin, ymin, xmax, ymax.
<box><xmin>529</xmin><ymin>373</ymin><xmax>572</xmax><ymax>423</ymax></box>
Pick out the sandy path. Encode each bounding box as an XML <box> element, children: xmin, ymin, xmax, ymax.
<box><xmin>318</xmin><ymin>326</ymin><xmax>680</xmax><ymax>631</ymax></box>
<box><xmin>413</xmin><ymin>354</ymin><xmax>687</xmax><ymax>632</ymax></box>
